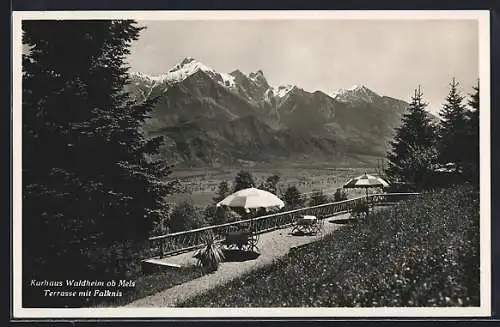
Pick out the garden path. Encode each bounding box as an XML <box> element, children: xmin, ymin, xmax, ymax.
<box><xmin>125</xmin><ymin>212</ymin><xmax>353</xmax><ymax>307</ymax></box>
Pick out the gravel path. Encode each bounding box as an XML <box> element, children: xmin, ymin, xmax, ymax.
<box><xmin>125</xmin><ymin>213</ymin><xmax>352</xmax><ymax>307</ymax></box>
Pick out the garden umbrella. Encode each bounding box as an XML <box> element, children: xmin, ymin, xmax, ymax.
<box><xmin>343</xmin><ymin>172</ymin><xmax>390</xmax><ymax>197</ymax></box>
<box><xmin>216</xmin><ymin>187</ymin><xmax>285</xmax><ymax>211</ymax></box>
<box><xmin>216</xmin><ymin>187</ymin><xmax>284</xmax><ymax>231</ymax></box>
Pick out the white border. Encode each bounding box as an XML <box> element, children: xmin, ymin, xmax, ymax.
<box><xmin>11</xmin><ymin>10</ymin><xmax>491</xmax><ymax>319</ymax></box>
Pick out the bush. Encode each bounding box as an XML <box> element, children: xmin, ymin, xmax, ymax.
<box><xmin>334</xmin><ymin>188</ymin><xmax>348</xmax><ymax>202</ymax></box>
<box><xmin>308</xmin><ymin>189</ymin><xmax>330</xmax><ymax>206</ymax></box>
<box><xmin>283</xmin><ymin>186</ymin><xmax>305</xmax><ymax>209</ymax></box>
<box><xmin>351</xmin><ymin>201</ymin><xmax>370</xmax><ymax>217</ymax></box>
<box><xmin>233</xmin><ymin>171</ymin><xmax>255</xmax><ymax>192</ymax></box>
<box><xmin>169</xmin><ymin>200</ymin><xmax>207</xmax><ymax>232</ymax></box>
<box><xmin>180</xmin><ymin>185</ymin><xmax>479</xmax><ymax>307</ymax></box>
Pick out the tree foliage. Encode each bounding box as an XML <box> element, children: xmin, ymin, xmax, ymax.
<box><xmin>170</xmin><ymin>200</ymin><xmax>206</xmax><ymax>233</ymax></box>
<box><xmin>308</xmin><ymin>189</ymin><xmax>330</xmax><ymax>207</ymax></box>
<box><xmin>283</xmin><ymin>186</ymin><xmax>305</xmax><ymax>209</ymax></box>
<box><xmin>213</xmin><ymin>180</ymin><xmax>230</xmax><ymax>203</ymax></box>
<box><xmin>259</xmin><ymin>174</ymin><xmax>280</xmax><ymax>195</ymax></box>
<box><xmin>438</xmin><ymin>78</ymin><xmax>470</xmax><ymax>168</ymax></box>
<box><xmin>385</xmin><ymin>86</ymin><xmax>437</xmax><ymax>190</ymax></box>
<box><xmin>465</xmin><ymin>81</ymin><xmax>480</xmax><ymax>186</ymax></box>
<box><xmin>334</xmin><ymin>188</ymin><xmax>348</xmax><ymax>202</ymax></box>
<box><xmin>22</xmin><ymin>20</ymin><xmax>174</xmax><ymax>278</ymax></box>
<box><xmin>232</xmin><ymin>170</ymin><xmax>255</xmax><ymax>192</ymax></box>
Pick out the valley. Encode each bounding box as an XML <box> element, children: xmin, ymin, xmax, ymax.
<box><xmin>165</xmin><ymin>164</ymin><xmax>385</xmax><ymax>208</ymax></box>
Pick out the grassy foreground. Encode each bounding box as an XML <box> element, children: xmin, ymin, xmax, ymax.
<box><xmin>180</xmin><ymin>185</ymin><xmax>480</xmax><ymax>307</ymax></box>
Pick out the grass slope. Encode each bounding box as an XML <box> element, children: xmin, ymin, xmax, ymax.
<box><xmin>180</xmin><ymin>185</ymin><xmax>480</xmax><ymax>307</ymax></box>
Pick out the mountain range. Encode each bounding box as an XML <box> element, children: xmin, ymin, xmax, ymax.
<box><xmin>126</xmin><ymin>57</ymin><xmax>427</xmax><ymax>168</ymax></box>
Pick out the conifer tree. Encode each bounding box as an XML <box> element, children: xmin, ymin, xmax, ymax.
<box><xmin>22</xmin><ymin>20</ymin><xmax>173</xmax><ymax>278</ymax></box>
<box><xmin>385</xmin><ymin>86</ymin><xmax>437</xmax><ymax>189</ymax></box>
<box><xmin>438</xmin><ymin>78</ymin><xmax>470</xmax><ymax>170</ymax></box>
<box><xmin>204</xmin><ymin>181</ymin><xmax>231</xmax><ymax>225</ymax></box>
<box><xmin>232</xmin><ymin>170</ymin><xmax>255</xmax><ymax>192</ymax></box>
<box><xmin>465</xmin><ymin>81</ymin><xmax>480</xmax><ymax>185</ymax></box>
<box><xmin>213</xmin><ymin>181</ymin><xmax>230</xmax><ymax>203</ymax></box>
<box><xmin>283</xmin><ymin>186</ymin><xmax>305</xmax><ymax>209</ymax></box>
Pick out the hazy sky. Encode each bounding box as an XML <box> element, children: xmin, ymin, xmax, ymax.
<box><xmin>127</xmin><ymin>20</ymin><xmax>479</xmax><ymax>114</ymax></box>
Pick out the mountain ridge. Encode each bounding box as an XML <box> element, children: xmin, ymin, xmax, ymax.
<box><xmin>126</xmin><ymin>57</ymin><xmax>434</xmax><ymax>167</ymax></box>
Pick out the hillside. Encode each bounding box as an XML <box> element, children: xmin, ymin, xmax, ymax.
<box><xmin>180</xmin><ymin>185</ymin><xmax>479</xmax><ymax>307</ymax></box>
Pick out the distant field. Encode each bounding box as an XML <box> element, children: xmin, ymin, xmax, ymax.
<box><xmin>165</xmin><ymin>164</ymin><xmax>385</xmax><ymax>208</ymax></box>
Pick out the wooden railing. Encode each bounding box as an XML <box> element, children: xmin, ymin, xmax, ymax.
<box><xmin>148</xmin><ymin>192</ymin><xmax>420</xmax><ymax>258</ymax></box>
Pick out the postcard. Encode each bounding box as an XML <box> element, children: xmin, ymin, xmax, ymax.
<box><xmin>11</xmin><ymin>10</ymin><xmax>491</xmax><ymax>319</ymax></box>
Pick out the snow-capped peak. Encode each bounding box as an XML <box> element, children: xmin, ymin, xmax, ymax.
<box><xmin>331</xmin><ymin>84</ymin><xmax>379</xmax><ymax>103</ymax></box>
<box><xmin>275</xmin><ymin>85</ymin><xmax>295</xmax><ymax>98</ymax></box>
<box><xmin>248</xmin><ymin>69</ymin><xmax>270</xmax><ymax>89</ymax></box>
<box><xmin>165</xmin><ymin>57</ymin><xmax>218</xmax><ymax>83</ymax></box>
<box><xmin>130</xmin><ymin>57</ymin><xmax>237</xmax><ymax>90</ymax></box>
<box><xmin>248</xmin><ymin>69</ymin><xmax>264</xmax><ymax>80</ymax></box>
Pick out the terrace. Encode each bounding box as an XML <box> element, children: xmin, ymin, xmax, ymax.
<box><xmin>130</xmin><ymin>193</ymin><xmax>419</xmax><ymax>307</ymax></box>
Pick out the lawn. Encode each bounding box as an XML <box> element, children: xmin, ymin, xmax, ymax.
<box><xmin>179</xmin><ymin>185</ymin><xmax>480</xmax><ymax>307</ymax></box>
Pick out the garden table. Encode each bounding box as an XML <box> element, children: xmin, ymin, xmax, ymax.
<box><xmin>291</xmin><ymin>215</ymin><xmax>323</xmax><ymax>235</ymax></box>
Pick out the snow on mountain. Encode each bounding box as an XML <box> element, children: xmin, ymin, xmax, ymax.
<box><xmin>129</xmin><ymin>57</ymin><xmax>236</xmax><ymax>91</ymax></box>
<box><xmin>131</xmin><ymin>59</ymin><xmax>387</xmax><ymax>109</ymax></box>
<box><xmin>248</xmin><ymin>70</ymin><xmax>270</xmax><ymax>88</ymax></box>
<box><xmin>331</xmin><ymin>84</ymin><xmax>380</xmax><ymax>103</ymax></box>
<box><xmin>275</xmin><ymin>85</ymin><xmax>295</xmax><ymax>98</ymax></box>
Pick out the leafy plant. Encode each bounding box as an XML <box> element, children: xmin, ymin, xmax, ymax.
<box><xmin>193</xmin><ymin>233</ymin><xmax>225</xmax><ymax>273</ymax></box>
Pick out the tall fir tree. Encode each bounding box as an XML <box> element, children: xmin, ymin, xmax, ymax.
<box><xmin>22</xmin><ymin>20</ymin><xmax>173</xmax><ymax>278</ymax></box>
<box><xmin>465</xmin><ymin>81</ymin><xmax>480</xmax><ymax>186</ymax></box>
<box><xmin>438</xmin><ymin>78</ymin><xmax>470</xmax><ymax>169</ymax></box>
<box><xmin>385</xmin><ymin>86</ymin><xmax>437</xmax><ymax>189</ymax></box>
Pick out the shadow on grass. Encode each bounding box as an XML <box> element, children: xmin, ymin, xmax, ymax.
<box><xmin>222</xmin><ymin>249</ymin><xmax>260</xmax><ymax>262</ymax></box>
<box><xmin>289</xmin><ymin>230</ymin><xmax>318</xmax><ymax>237</ymax></box>
<box><xmin>329</xmin><ymin>218</ymin><xmax>359</xmax><ymax>225</ymax></box>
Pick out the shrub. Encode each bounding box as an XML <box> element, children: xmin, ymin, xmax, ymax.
<box><xmin>283</xmin><ymin>186</ymin><xmax>305</xmax><ymax>209</ymax></box>
<box><xmin>308</xmin><ymin>189</ymin><xmax>330</xmax><ymax>206</ymax></box>
<box><xmin>233</xmin><ymin>171</ymin><xmax>255</xmax><ymax>192</ymax></box>
<box><xmin>193</xmin><ymin>233</ymin><xmax>225</xmax><ymax>273</ymax></box>
<box><xmin>351</xmin><ymin>201</ymin><xmax>370</xmax><ymax>217</ymax></box>
<box><xmin>180</xmin><ymin>185</ymin><xmax>479</xmax><ymax>307</ymax></box>
<box><xmin>169</xmin><ymin>200</ymin><xmax>207</xmax><ymax>232</ymax></box>
<box><xmin>334</xmin><ymin>188</ymin><xmax>348</xmax><ymax>202</ymax></box>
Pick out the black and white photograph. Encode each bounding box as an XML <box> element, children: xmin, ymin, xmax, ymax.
<box><xmin>12</xmin><ymin>10</ymin><xmax>491</xmax><ymax>318</ymax></box>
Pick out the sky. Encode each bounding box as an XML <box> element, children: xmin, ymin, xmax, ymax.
<box><xmin>127</xmin><ymin>19</ymin><xmax>479</xmax><ymax>114</ymax></box>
